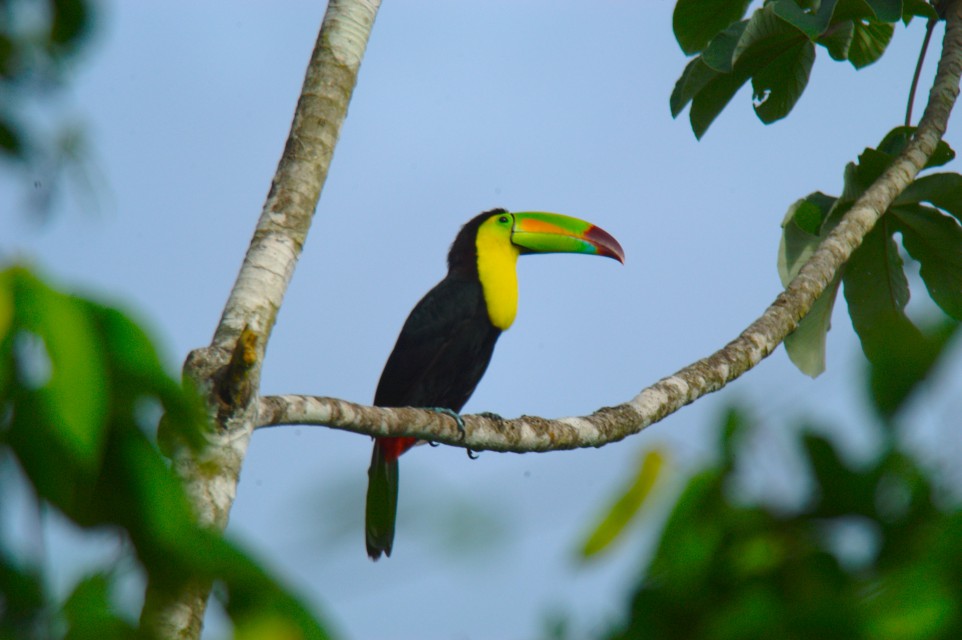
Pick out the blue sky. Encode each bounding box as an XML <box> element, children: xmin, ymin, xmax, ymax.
<box><xmin>4</xmin><ymin>2</ymin><xmax>962</xmax><ymax>638</ymax></box>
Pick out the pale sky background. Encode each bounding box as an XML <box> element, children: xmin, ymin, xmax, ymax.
<box><xmin>3</xmin><ymin>2</ymin><xmax>962</xmax><ymax>639</ymax></box>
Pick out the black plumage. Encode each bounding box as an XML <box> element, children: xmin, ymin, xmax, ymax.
<box><xmin>367</xmin><ymin>210</ymin><xmax>505</xmax><ymax>560</ymax></box>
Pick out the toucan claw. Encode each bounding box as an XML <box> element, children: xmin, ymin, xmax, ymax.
<box><xmin>430</xmin><ymin>407</ymin><xmax>466</xmax><ymax>440</ymax></box>
<box><xmin>467</xmin><ymin>449</ymin><xmax>480</xmax><ymax>460</ymax></box>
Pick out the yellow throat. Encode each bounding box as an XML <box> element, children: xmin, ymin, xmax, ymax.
<box><xmin>475</xmin><ymin>217</ymin><xmax>520</xmax><ymax>330</ymax></box>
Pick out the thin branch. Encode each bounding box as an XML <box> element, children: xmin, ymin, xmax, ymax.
<box><xmin>257</xmin><ymin>1</ymin><xmax>962</xmax><ymax>453</ymax></box>
<box><xmin>907</xmin><ymin>17</ymin><xmax>938</xmax><ymax>126</ymax></box>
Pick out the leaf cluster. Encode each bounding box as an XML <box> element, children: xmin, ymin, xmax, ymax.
<box><xmin>779</xmin><ymin>126</ymin><xmax>962</xmax><ymax>413</ymax></box>
<box><xmin>597</xmin><ymin>406</ymin><xmax>962</xmax><ymax>640</ymax></box>
<box><xmin>0</xmin><ymin>267</ymin><xmax>333</xmax><ymax>639</ymax></box>
<box><xmin>671</xmin><ymin>0</ymin><xmax>937</xmax><ymax>137</ymax></box>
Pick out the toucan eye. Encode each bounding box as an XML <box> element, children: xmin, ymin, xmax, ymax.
<box><xmin>499</xmin><ymin>216</ymin><xmax>509</xmax><ymax>223</ymax></box>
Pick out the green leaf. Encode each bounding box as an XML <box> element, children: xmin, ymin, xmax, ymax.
<box><xmin>892</xmin><ymin>205</ymin><xmax>962</xmax><ymax>320</ymax></box>
<box><xmin>778</xmin><ymin>192</ymin><xmax>847</xmax><ymax>378</ymax></box>
<box><xmin>11</xmin><ymin>268</ymin><xmax>107</xmax><ymax>471</ymax></box>
<box><xmin>819</xmin><ymin>20</ymin><xmax>855</xmax><ymax>60</ymax></box>
<box><xmin>50</xmin><ymin>0</ymin><xmax>90</xmax><ymax>48</ymax></box>
<box><xmin>0</xmin><ymin>552</ymin><xmax>46</xmax><ymax>637</ymax></box>
<box><xmin>733</xmin><ymin>5</ymin><xmax>814</xmax><ymax>123</ymax></box>
<box><xmin>733</xmin><ymin>5</ymin><xmax>805</xmax><ymax>68</ymax></box>
<box><xmin>0</xmin><ymin>268</ymin><xmax>12</xmax><ymax>343</ymax></box>
<box><xmin>902</xmin><ymin>0</ymin><xmax>938</xmax><ymax>20</ymax></box>
<box><xmin>778</xmin><ymin>193</ymin><xmax>838</xmax><ymax>286</ymax></box>
<box><xmin>865</xmin><ymin>0</ymin><xmax>902</xmax><ymax>22</ymax></box>
<box><xmin>842</xmin><ymin>218</ymin><xmax>913</xmax><ymax>364</ymax></box>
<box><xmin>802</xmin><ymin>433</ymin><xmax>876</xmax><ymax>517</ymax></box>
<box><xmin>670</xmin><ymin>58</ymin><xmax>720</xmax><ymax>118</ymax></box>
<box><xmin>832</xmin><ymin>0</ymin><xmax>883</xmax><ymax>21</ymax></box>
<box><xmin>689</xmin><ymin>68</ymin><xmax>751</xmax><ymax>139</ymax></box>
<box><xmin>895</xmin><ymin>173</ymin><xmax>962</xmax><ymax>224</ymax></box>
<box><xmin>876</xmin><ymin>126</ymin><xmax>956</xmax><ymax>167</ymax></box>
<box><xmin>848</xmin><ymin>19</ymin><xmax>894</xmax><ymax>68</ymax></box>
<box><xmin>856</xmin><ymin>147</ymin><xmax>896</xmax><ymax>186</ymax></box>
<box><xmin>62</xmin><ymin>572</ymin><xmax>137</xmax><ymax>640</ymax></box>
<box><xmin>673</xmin><ymin>0</ymin><xmax>752</xmax><ymax>55</ymax></box>
<box><xmin>0</xmin><ymin>118</ymin><xmax>23</xmax><ymax>157</ymax></box>
<box><xmin>648</xmin><ymin>467</ymin><xmax>727</xmax><ymax>593</ymax></box>
<box><xmin>719</xmin><ymin>405</ymin><xmax>752</xmax><ymax>468</ymax></box>
<box><xmin>867</xmin><ymin>317</ymin><xmax>957</xmax><ymax>417</ymax></box>
<box><xmin>702</xmin><ymin>20</ymin><xmax>749</xmax><ymax>72</ymax></box>
<box><xmin>752</xmin><ymin>38</ymin><xmax>815</xmax><ymax>123</ymax></box>
<box><xmin>772</xmin><ymin>0</ymin><xmax>839</xmax><ymax>39</ymax></box>
<box><xmin>865</xmin><ymin>570</ymin><xmax>961</xmax><ymax>640</ymax></box>
<box><xmin>579</xmin><ymin>449</ymin><xmax>667</xmax><ymax>559</ymax></box>
<box><xmin>785</xmin><ymin>275</ymin><xmax>842</xmax><ymax>377</ymax></box>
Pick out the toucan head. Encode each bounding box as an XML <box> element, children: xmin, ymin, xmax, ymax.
<box><xmin>448</xmin><ymin>208</ymin><xmax>625</xmax><ymax>274</ymax></box>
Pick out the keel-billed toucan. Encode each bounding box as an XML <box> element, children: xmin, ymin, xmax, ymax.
<box><xmin>366</xmin><ymin>208</ymin><xmax>624</xmax><ymax>560</ymax></box>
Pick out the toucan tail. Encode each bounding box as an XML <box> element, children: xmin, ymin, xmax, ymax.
<box><xmin>366</xmin><ymin>438</ymin><xmax>400</xmax><ymax>560</ymax></box>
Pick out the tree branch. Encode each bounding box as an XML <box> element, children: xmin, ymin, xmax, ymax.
<box><xmin>257</xmin><ymin>3</ymin><xmax>962</xmax><ymax>453</ymax></box>
<box><xmin>141</xmin><ymin>1</ymin><xmax>381</xmax><ymax>638</ymax></box>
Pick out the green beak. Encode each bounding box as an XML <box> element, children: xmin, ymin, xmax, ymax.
<box><xmin>509</xmin><ymin>212</ymin><xmax>625</xmax><ymax>263</ymax></box>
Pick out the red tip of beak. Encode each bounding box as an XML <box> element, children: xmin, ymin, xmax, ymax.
<box><xmin>586</xmin><ymin>225</ymin><xmax>625</xmax><ymax>263</ymax></box>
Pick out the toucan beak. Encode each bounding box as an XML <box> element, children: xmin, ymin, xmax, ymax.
<box><xmin>509</xmin><ymin>212</ymin><xmax>625</xmax><ymax>263</ymax></box>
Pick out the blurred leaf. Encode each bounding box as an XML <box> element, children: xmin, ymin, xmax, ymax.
<box><xmin>892</xmin><ymin>205</ymin><xmax>962</xmax><ymax>320</ymax></box>
<box><xmin>866</xmin><ymin>317</ymin><xmax>957</xmax><ymax>417</ymax></box>
<box><xmin>0</xmin><ymin>552</ymin><xmax>46</xmax><ymax>638</ymax></box>
<box><xmin>719</xmin><ymin>404</ymin><xmax>752</xmax><ymax>468</ymax></box>
<box><xmin>234</xmin><ymin>612</ymin><xmax>308</xmax><ymax>640</ymax></box>
<box><xmin>62</xmin><ymin>572</ymin><xmax>138</xmax><ymax>640</ymax></box>
<box><xmin>0</xmin><ymin>266</ymin><xmax>334</xmax><ymax>638</ymax></box>
<box><xmin>0</xmin><ymin>269</ymin><xmax>11</xmax><ymax>342</ymax></box>
<box><xmin>864</xmin><ymin>568</ymin><xmax>961</xmax><ymax>639</ymax></box>
<box><xmin>647</xmin><ymin>467</ymin><xmax>727</xmax><ymax>593</ymax></box>
<box><xmin>673</xmin><ymin>0</ymin><xmax>751</xmax><ymax>55</ymax></box>
<box><xmin>50</xmin><ymin>0</ymin><xmax>91</xmax><ymax>49</ymax></box>
<box><xmin>802</xmin><ymin>433</ymin><xmax>878</xmax><ymax>517</ymax></box>
<box><xmin>0</xmin><ymin>118</ymin><xmax>23</xmax><ymax>158</ymax></box>
<box><xmin>579</xmin><ymin>449</ymin><xmax>667</xmax><ymax>559</ymax></box>
<box><xmin>600</xmin><ymin>401</ymin><xmax>962</xmax><ymax>640</ymax></box>
<box><xmin>88</xmin><ymin>301</ymin><xmax>207</xmax><ymax>451</ymax></box>
<box><xmin>11</xmin><ymin>268</ymin><xmax>107</xmax><ymax>471</ymax></box>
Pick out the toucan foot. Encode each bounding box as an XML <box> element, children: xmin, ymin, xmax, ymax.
<box><xmin>429</xmin><ymin>407</ymin><xmax>466</xmax><ymax>440</ymax></box>
<box><xmin>477</xmin><ymin>411</ymin><xmax>504</xmax><ymax>421</ymax></box>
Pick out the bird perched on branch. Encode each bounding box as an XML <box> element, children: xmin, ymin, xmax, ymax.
<box><xmin>366</xmin><ymin>208</ymin><xmax>624</xmax><ymax>559</ymax></box>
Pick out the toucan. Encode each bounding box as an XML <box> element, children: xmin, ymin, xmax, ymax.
<box><xmin>366</xmin><ymin>208</ymin><xmax>624</xmax><ymax>559</ymax></box>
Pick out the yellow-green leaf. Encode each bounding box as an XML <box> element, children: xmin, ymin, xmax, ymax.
<box><xmin>579</xmin><ymin>449</ymin><xmax>667</xmax><ymax>559</ymax></box>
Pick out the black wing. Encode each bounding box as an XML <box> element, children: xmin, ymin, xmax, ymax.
<box><xmin>374</xmin><ymin>276</ymin><xmax>501</xmax><ymax>412</ymax></box>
